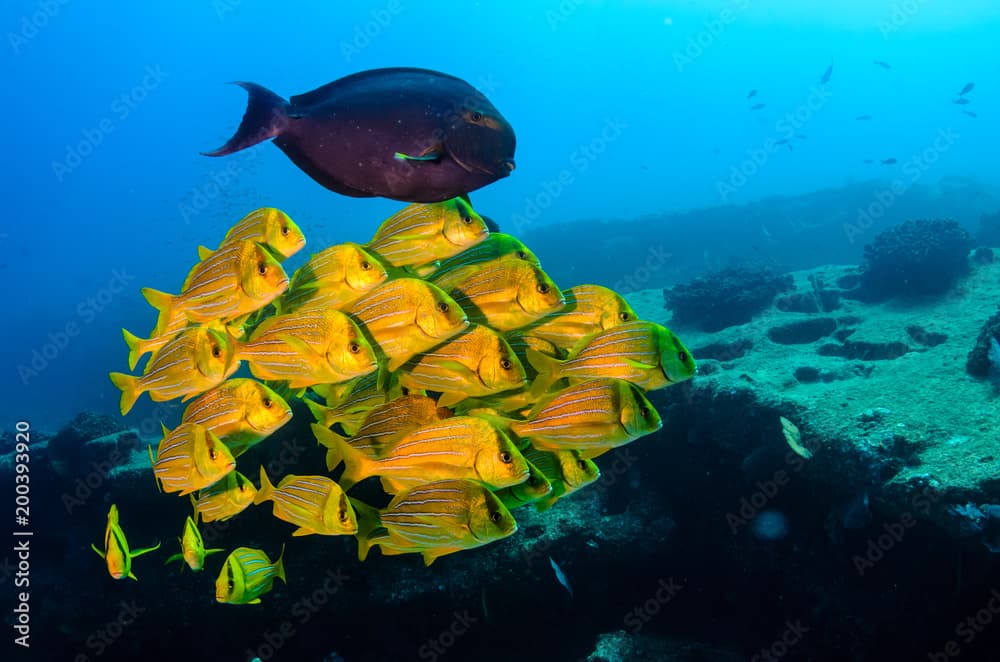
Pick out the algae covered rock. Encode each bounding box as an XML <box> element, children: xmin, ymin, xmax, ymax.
<box><xmin>663</xmin><ymin>265</ymin><xmax>792</xmax><ymax>332</ymax></box>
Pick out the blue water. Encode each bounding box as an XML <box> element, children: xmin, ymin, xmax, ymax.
<box><xmin>4</xmin><ymin>1</ymin><xmax>999</xmax><ymax>429</ymax></box>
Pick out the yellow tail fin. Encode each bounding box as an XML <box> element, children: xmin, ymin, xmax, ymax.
<box><xmin>109</xmin><ymin>372</ymin><xmax>141</xmax><ymax>415</ymax></box>
<box><xmin>254</xmin><ymin>465</ymin><xmax>275</xmax><ymax>505</ymax></box>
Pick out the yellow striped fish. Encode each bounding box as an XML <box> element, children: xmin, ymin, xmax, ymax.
<box><xmin>510</xmin><ymin>378</ymin><xmax>661</xmax><ymax>457</ymax></box>
<box><xmin>432</xmin><ymin>258</ymin><xmax>565</xmax><ymax>331</ymax></box>
<box><xmin>521</xmin><ymin>285</ymin><xmax>638</xmax><ymax>352</ymax></box>
<box><xmin>142</xmin><ymin>239</ymin><xmax>288</xmax><ymax>329</ymax></box>
<box><xmin>215</xmin><ymin>546</ymin><xmax>285</xmax><ymax>605</ymax></box>
<box><xmin>312</xmin><ymin>416</ymin><xmax>530</xmax><ymax>493</ymax></box>
<box><xmin>191</xmin><ymin>471</ymin><xmax>257</xmax><ymax>523</ymax></box>
<box><xmin>148</xmin><ymin>422</ymin><xmax>236</xmax><ymax>496</ymax></box>
<box><xmin>397</xmin><ymin>324</ymin><xmax>527</xmax><ymax>407</ymax></box>
<box><xmin>109</xmin><ymin>326</ymin><xmax>238</xmax><ymax>415</ymax></box>
<box><xmin>524</xmin><ymin>447</ymin><xmax>600</xmax><ymax>512</ymax></box>
<box><xmin>181</xmin><ymin>379</ymin><xmax>292</xmax><ymax>457</ymax></box>
<box><xmin>254</xmin><ymin>466</ymin><xmax>357</xmax><ymax>537</ymax></box>
<box><xmin>197</xmin><ymin>207</ymin><xmax>305</xmax><ymax>261</ymax></box>
<box><xmin>91</xmin><ymin>504</ymin><xmax>161</xmax><ymax>581</ymax></box>
<box><xmin>236</xmin><ymin>309</ymin><xmax>378</xmax><ymax>389</ymax></box>
<box><xmin>164</xmin><ymin>515</ymin><xmax>224</xmax><ymax>572</ymax></box>
<box><xmin>278</xmin><ymin>242</ymin><xmax>390</xmax><ymax>314</ymax></box>
<box><xmin>427</xmin><ymin>232</ymin><xmax>540</xmax><ymax>281</ymax></box>
<box><xmin>314</xmin><ymin>394</ymin><xmax>451</xmax><ymax>471</ymax></box>
<box><xmin>505</xmin><ymin>330</ymin><xmax>561</xmax><ymax>382</ymax></box>
<box><xmin>352</xmin><ymin>479</ymin><xmax>517</xmax><ymax>565</ymax></box>
<box><xmin>304</xmin><ymin>371</ymin><xmax>394</xmax><ymax>436</ymax></box>
<box><xmin>346</xmin><ymin>278</ymin><xmax>469</xmax><ymax>371</ymax></box>
<box><xmin>492</xmin><ymin>458</ymin><xmax>553</xmax><ymax>510</ymax></box>
<box><xmin>122</xmin><ymin>316</ymin><xmax>248</xmax><ymax>372</ymax></box>
<box><xmin>528</xmin><ymin>320</ymin><xmax>696</xmax><ymax>396</ymax></box>
<box><xmin>365</xmin><ymin>198</ymin><xmax>488</xmax><ymax>270</ymax></box>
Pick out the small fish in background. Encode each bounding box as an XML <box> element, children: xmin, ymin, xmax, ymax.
<box><xmin>549</xmin><ymin>556</ymin><xmax>574</xmax><ymax>597</ymax></box>
<box><xmin>750</xmin><ymin>103</ymin><xmax>766</xmax><ymax>110</ymax></box>
<box><xmin>91</xmin><ymin>504</ymin><xmax>161</xmax><ymax>581</ymax></box>
<box><xmin>746</xmin><ymin>89</ymin><xmax>758</xmax><ymax>99</ymax></box>
<box><xmin>820</xmin><ymin>61</ymin><xmax>834</xmax><ymax>84</ymax></box>
<box><xmin>855</xmin><ymin>115</ymin><xmax>872</xmax><ymax>120</ymax></box>
<box><xmin>164</xmin><ymin>515</ymin><xmax>224</xmax><ymax>572</ymax></box>
<box><xmin>873</xmin><ymin>60</ymin><xmax>892</xmax><ymax>69</ymax></box>
<box><xmin>963</xmin><ymin>110</ymin><xmax>979</xmax><ymax>118</ymax></box>
<box><xmin>958</xmin><ymin>82</ymin><xmax>975</xmax><ymax>96</ymax></box>
<box><xmin>881</xmin><ymin>158</ymin><xmax>898</xmax><ymax>165</ymax></box>
<box><xmin>780</xmin><ymin>416</ymin><xmax>812</xmax><ymax>459</ymax></box>
<box><xmin>953</xmin><ymin>98</ymin><xmax>971</xmax><ymax>106</ymax></box>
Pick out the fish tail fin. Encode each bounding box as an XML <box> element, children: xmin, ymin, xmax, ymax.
<box><xmin>311</xmin><ymin>423</ymin><xmax>366</xmax><ymax>482</ymax></box>
<box><xmin>109</xmin><ymin>372</ymin><xmax>141</xmax><ymax>415</ymax></box>
<box><xmin>526</xmin><ymin>348</ymin><xmax>561</xmax><ymax>398</ymax></box>
<box><xmin>273</xmin><ymin>543</ymin><xmax>287</xmax><ymax>584</ymax></box>
<box><xmin>303</xmin><ymin>398</ymin><xmax>330</xmax><ymax>425</ymax></box>
<box><xmin>254</xmin><ymin>465</ymin><xmax>275</xmax><ymax>505</ymax></box>
<box><xmin>148</xmin><ymin>444</ymin><xmax>164</xmax><ymax>493</ymax></box>
<box><xmin>121</xmin><ymin>328</ymin><xmax>148</xmax><ymax>371</ymax></box>
<box><xmin>349</xmin><ymin>497</ymin><xmax>382</xmax><ymax>562</ymax></box>
<box><xmin>141</xmin><ymin>287</ymin><xmax>174</xmax><ymax>314</ymax></box>
<box><xmin>202</xmin><ymin>82</ymin><xmax>290</xmax><ymax>157</ymax></box>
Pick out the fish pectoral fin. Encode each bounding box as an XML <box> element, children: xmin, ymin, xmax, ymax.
<box><xmin>435</xmin><ymin>391</ymin><xmax>467</xmax><ymax>408</ymax></box>
<box><xmin>248</xmin><ymin>598</ymin><xmax>262</xmax><ymax>604</ymax></box>
<box><xmin>164</xmin><ymin>553</ymin><xmax>183</xmax><ymax>566</ymax></box>
<box><xmin>291</xmin><ymin>527</ymin><xmax>315</xmax><ymax>537</ymax></box>
<box><xmin>623</xmin><ymin>357</ymin><xmax>658</xmax><ymax>370</ymax></box>
<box><xmin>204</xmin><ymin>548</ymin><xmax>226</xmax><ymax>556</ymax></box>
<box><xmin>394</xmin><ymin>149</ymin><xmax>442</xmax><ymax>163</ymax></box>
<box><xmin>130</xmin><ymin>541</ymin><xmax>161</xmax><ymax>558</ymax></box>
<box><xmin>91</xmin><ymin>544</ymin><xmax>106</xmax><ymax>559</ymax></box>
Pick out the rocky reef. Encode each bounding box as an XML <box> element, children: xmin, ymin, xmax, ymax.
<box><xmin>663</xmin><ymin>265</ymin><xmax>792</xmax><ymax>332</ymax></box>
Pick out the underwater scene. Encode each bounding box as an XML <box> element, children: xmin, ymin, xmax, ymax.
<box><xmin>5</xmin><ymin>1</ymin><xmax>1000</xmax><ymax>660</ymax></box>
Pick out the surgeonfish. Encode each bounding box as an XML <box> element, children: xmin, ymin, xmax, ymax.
<box><xmin>91</xmin><ymin>504</ymin><xmax>161</xmax><ymax>581</ymax></box>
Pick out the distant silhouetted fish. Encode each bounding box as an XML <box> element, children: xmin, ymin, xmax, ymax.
<box><xmin>963</xmin><ymin>110</ymin><xmax>979</xmax><ymax>118</ymax></box>
<box><xmin>750</xmin><ymin>103</ymin><xmax>766</xmax><ymax>110</ymax></box>
<box><xmin>855</xmin><ymin>115</ymin><xmax>872</xmax><ymax>120</ymax></box>
<box><xmin>203</xmin><ymin>68</ymin><xmax>516</xmax><ymax>203</ymax></box>
<box><xmin>820</xmin><ymin>62</ymin><xmax>833</xmax><ymax>84</ymax></box>
<box><xmin>873</xmin><ymin>60</ymin><xmax>892</xmax><ymax>69</ymax></box>
<box><xmin>881</xmin><ymin>158</ymin><xmax>898</xmax><ymax>165</ymax></box>
<box><xmin>958</xmin><ymin>82</ymin><xmax>975</xmax><ymax>96</ymax></box>
<box><xmin>952</xmin><ymin>98</ymin><xmax>971</xmax><ymax>105</ymax></box>
<box><xmin>747</xmin><ymin>89</ymin><xmax>758</xmax><ymax>99</ymax></box>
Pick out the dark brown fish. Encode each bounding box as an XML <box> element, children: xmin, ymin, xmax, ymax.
<box><xmin>204</xmin><ymin>68</ymin><xmax>516</xmax><ymax>203</ymax></box>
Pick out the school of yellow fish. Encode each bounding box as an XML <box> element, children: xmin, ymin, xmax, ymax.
<box><xmin>102</xmin><ymin>201</ymin><xmax>696</xmax><ymax>603</ymax></box>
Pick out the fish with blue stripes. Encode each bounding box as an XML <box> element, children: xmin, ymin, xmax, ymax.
<box><xmin>366</xmin><ymin>197</ymin><xmax>488</xmax><ymax>272</ymax></box>
<box><xmin>520</xmin><ymin>284</ymin><xmax>638</xmax><ymax>353</ymax></box>
<box><xmin>254</xmin><ymin>466</ymin><xmax>357</xmax><ymax>537</ymax></box>
<box><xmin>278</xmin><ymin>242</ymin><xmax>390</xmax><ymax>314</ymax></box>
<box><xmin>215</xmin><ymin>546</ymin><xmax>286</xmax><ymax>604</ymax></box>
<box><xmin>191</xmin><ymin>470</ymin><xmax>257</xmax><ymax>523</ymax></box>
<box><xmin>148</xmin><ymin>422</ymin><xmax>236</xmax><ymax>496</ymax></box>
<box><xmin>181</xmin><ymin>378</ymin><xmax>292</xmax><ymax>457</ymax></box>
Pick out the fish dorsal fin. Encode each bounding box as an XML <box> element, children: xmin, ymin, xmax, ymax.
<box><xmin>290</xmin><ymin>68</ymin><xmax>468</xmax><ymax>109</ymax></box>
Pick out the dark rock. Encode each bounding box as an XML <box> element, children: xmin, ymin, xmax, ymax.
<box><xmin>774</xmin><ymin>291</ymin><xmax>822</xmax><ymax>313</ymax></box>
<box><xmin>965</xmin><ymin>307</ymin><xmax>1000</xmax><ymax>377</ymax></box>
<box><xmin>906</xmin><ymin>325</ymin><xmax>948</xmax><ymax>347</ymax></box>
<box><xmin>767</xmin><ymin>318</ymin><xmax>837</xmax><ymax>344</ymax></box>
<box><xmin>691</xmin><ymin>339</ymin><xmax>753</xmax><ymax>361</ymax></box>
<box><xmin>833</xmin><ymin>328</ymin><xmax>856</xmax><ymax>342</ymax></box>
<box><xmin>47</xmin><ymin>412</ymin><xmax>131</xmax><ymax>479</ymax></box>
<box><xmin>857</xmin><ymin>218</ymin><xmax>973</xmax><ymax>300</ymax></box>
<box><xmin>973</xmin><ymin>246</ymin><xmax>994</xmax><ymax>265</ymax></box>
<box><xmin>664</xmin><ymin>265</ymin><xmax>793</xmax><ymax>332</ymax></box>
<box><xmin>794</xmin><ymin>366</ymin><xmax>821</xmax><ymax>383</ymax></box>
<box><xmin>977</xmin><ymin>209</ymin><xmax>1000</xmax><ymax>246</ymax></box>
<box><xmin>818</xmin><ymin>340</ymin><xmax>910</xmax><ymax>361</ymax></box>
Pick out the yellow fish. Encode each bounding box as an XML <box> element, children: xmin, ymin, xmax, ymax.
<box><xmin>109</xmin><ymin>326</ymin><xmax>238</xmax><ymax>415</ymax></box>
<box><xmin>432</xmin><ymin>258</ymin><xmax>565</xmax><ymax>331</ymax></box>
<box><xmin>121</xmin><ymin>316</ymin><xmax>247</xmax><ymax>372</ymax></box>
<box><xmin>236</xmin><ymin>309</ymin><xmax>379</xmax><ymax>389</ymax></box>
<box><xmin>492</xmin><ymin>458</ymin><xmax>553</xmax><ymax>510</ymax></box>
<box><xmin>397</xmin><ymin>324</ymin><xmax>527</xmax><ymax>408</ymax></box>
<box><xmin>366</xmin><ymin>198</ymin><xmax>488</xmax><ymax>270</ymax></box>
<box><xmin>521</xmin><ymin>285</ymin><xmax>638</xmax><ymax>352</ymax></box>
<box><xmin>429</xmin><ymin>232</ymin><xmax>540</xmax><ymax>282</ymax></box>
<box><xmin>313</xmin><ymin>394</ymin><xmax>451</xmax><ymax>471</ymax></box>
<box><xmin>148</xmin><ymin>422</ymin><xmax>236</xmax><ymax>496</ymax></box>
<box><xmin>314</xmin><ymin>416</ymin><xmax>530</xmax><ymax>493</ymax></box>
<box><xmin>528</xmin><ymin>320</ymin><xmax>696</xmax><ymax>397</ymax></box>
<box><xmin>254</xmin><ymin>466</ymin><xmax>357</xmax><ymax>537</ymax></box>
<box><xmin>181</xmin><ymin>379</ymin><xmax>292</xmax><ymax>457</ymax></box>
<box><xmin>164</xmin><ymin>515</ymin><xmax>224</xmax><ymax>572</ymax></box>
<box><xmin>510</xmin><ymin>378</ymin><xmax>662</xmax><ymax>458</ymax></box>
<box><xmin>352</xmin><ymin>479</ymin><xmax>517</xmax><ymax>565</ymax></box>
<box><xmin>346</xmin><ymin>278</ymin><xmax>469</xmax><ymax>371</ymax></box>
<box><xmin>505</xmin><ymin>330</ymin><xmax>562</xmax><ymax>381</ymax></box>
<box><xmin>191</xmin><ymin>471</ymin><xmax>257</xmax><ymax>523</ymax></box>
<box><xmin>143</xmin><ymin>239</ymin><xmax>288</xmax><ymax>329</ymax></box>
<box><xmin>215</xmin><ymin>546</ymin><xmax>286</xmax><ymax>605</ymax></box>
<box><xmin>278</xmin><ymin>242</ymin><xmax>390</xmax><ymax>314</ymax></box>
<box><xmin>524</xmin><ymin>447</ymin><xmax>600</xmax><ymax>512</ymax></box>
<box><xmin>304</xmin><ymin>371</ymin><xmax>393</xmax><ymax>436</ymax></box>
<box><xmin>91</xmin><ymin>504</ymin><xmax>160</xmax><ymax>581</ymax></box>
<box><xmin>198</xmin><ymin>207</ymin><xmax>305</xmax><ymax>261</ymax></box>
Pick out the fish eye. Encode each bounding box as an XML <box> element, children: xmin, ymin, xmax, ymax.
<box><xmin>489</xmin><ymin>511</ymin><xmax>502</xmax><ymax>523</ymax></box>
<box><xmin>471</xmin><ymin>111</ymin><xmax>483</xmax><ymax>122</ymax></box>
<box><xmin>348</xmin><ymin>341</ymin><xmax>361</xmax><ymax>354</ymax></box>
<box><xmin>500</xmin><ymin>451</ymin><xmax>512</xmax><ymax>464</ymax></box>
<box><xmin>281</xmin><ymin>225</ymin><xmax>289</xmax><ymax>236</ymax></box>
<box><xmin>262</xmin><ymin>397</ymin><xmax>272</xmax><ymax>408</ymax></box>
<box><xmin>212</xmin><ymin>346</ymin><xmax>222</xmax><ymax>358</ymax></box>
<box><xmin>578</xmin><ymin>460</ymin><xmax>588</xmax><ymax>470</ymax></box>
<box><xmin>209</xmin><ymin>448</ymin><xmax>217</xmax><ymax>461</ymax></box>
<box><xmin>527</xmin><ymin>475</ymin><xmax>538</xmax><ymax>486</ymax></box>
<box><xmin>640</xmin><ymin>407</ymin><xmax>650</xmax><ymax>418</ymax></box>
<box><xmin>339</xmin><ymin>508</ymin><xmax>350</xmax><ymax>522</ymax></box>
<box><xmin>436</xmin><ymin>301</ymin><xmax>450</xmax><ymax>314</ymax></box>
<box><xmin>619</xmin><ymin>312</ymin><xmax>631</xmax><ymax>322</ymax></box>
<box><xmin>500</xmin><ymin>358</ymin><xmax>512</xmax><ymax>370</ymax></box>
<box><xmin>257</xmin><ymin>261</ymin><xmax>267</xmax><ymax>275</ymax></box>
<box><xmin>360</xmin><ymin>260</ymin><xmax>371</xmax><ymax>271</ymax></box>
<box><xmin>227</xmin><ymin>579</ymin><xmax>234</xmax><ymax>591</ymax></box>
<box><xmin>678</xmin><ymin>350</ymin><xmax>689</xmax><ymax>363</ymax></box>
<box><xmin>537</xmin><ymin>283</ymin><xmax>550</xmax><ymax>295</ymax></box>
<box><xmin>516</xmin><ymin>251</ymin><xmax>527</xmax><ymax>259</ymax></box>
